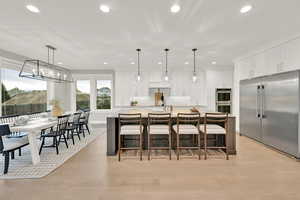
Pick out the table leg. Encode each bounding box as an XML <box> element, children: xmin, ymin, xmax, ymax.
<box><xmin>28</xmin><ymin>131</ymin><xmax>41</xmax><ymax>165</ymax></box>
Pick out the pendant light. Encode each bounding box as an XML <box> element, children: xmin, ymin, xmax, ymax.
<box><xmin>192</xmin><ymin>48</ymin><xmax>197</xmax><ymax>82</ymax></box>
<box><xmin>136</xmin><ymin>48</ymin><xmax>141</xmax><ymax>81</ymax></box>
<box><xmin>164</xmin><ymin>48</ymin><xmax>169</xmax><ymax>81</ymax></box>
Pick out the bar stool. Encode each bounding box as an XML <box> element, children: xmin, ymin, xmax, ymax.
<box><xmin>173</xmin><ymin>113</ymin><xmax>201</xmax><ymax>160</ymax></box>
<box><xmin>147</xmin><ymin>113</ymin><xmax>171</xmax><ymax>160</ymax></box>
<box><xmin>118</xmin><ymin>113</ymin><xmax>143</xmax><ymax>161</ymax></box>
<box><xmin>200</xmin><ymin>112</ymin><xmax>229</xmax><ymax>160</ymax></box>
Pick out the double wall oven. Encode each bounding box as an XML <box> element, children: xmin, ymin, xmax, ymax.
<box><xmin>215</xmin><ymin>88</ymin><xmax>232</xmax><ymax>114</ymax></box>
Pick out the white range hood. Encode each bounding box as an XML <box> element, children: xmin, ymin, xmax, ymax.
<box><xmin>149</xmin><ymin>81</ymin><xmax>171</xmax><ymax>88</ymax></box>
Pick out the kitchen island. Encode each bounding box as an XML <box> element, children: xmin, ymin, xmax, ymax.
<box><xmin>106</xmin><ymin>108</ymin><xmax>237</xmax><ymax>156</ymax></box>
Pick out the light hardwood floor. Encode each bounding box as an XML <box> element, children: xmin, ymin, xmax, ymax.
<box><xmin>1</xmin><ymin>130</ymin><xmax>300</xmax><ymax>200</ymax></box>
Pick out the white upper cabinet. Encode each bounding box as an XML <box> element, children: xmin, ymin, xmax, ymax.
<box><xmin>237</xmin><ymin>37</ymin><xmax>300</xmax><ymax>80</ymax></box>
<box><xmin>282</xmin><ymin>37</ymin><xmax>300</xmax><ymax>72</ymax></box>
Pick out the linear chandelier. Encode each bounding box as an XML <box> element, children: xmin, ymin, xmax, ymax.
<box><xmin>19</xmin><ymin>45</ymin><xmax>73</xmax><ymax>83</ymax></box>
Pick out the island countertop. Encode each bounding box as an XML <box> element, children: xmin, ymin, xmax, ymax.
<box><xmin>106</xmin><ymin>108</ymin><xmax>237</xmax><ymax>156</ymax></box>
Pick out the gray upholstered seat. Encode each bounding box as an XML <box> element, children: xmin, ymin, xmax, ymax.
<box><xmin>149</xmin><ymin>125</ymin><xmax>170</xmax><ymax>135</ymax></box>
<box><xmin>2</xmin><ymin>136</ymin><xmax>29</xmax><ymax>151</ymax></box>
<box><xmin>199</xmin><ymin>124</ymin><xmax>226</xmax><ymax>134</ymax></box>
<box><xmin>172</xmin><ymin>124</ymin><xmax>200</xmax><ymax>135</ymax></box>
<box><xmin>120</xmin><ymin>125</ymin><xmax>142</xmax><ymax>135</ymax></box>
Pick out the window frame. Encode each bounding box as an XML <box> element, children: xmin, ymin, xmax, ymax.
<box><xmin>71</xmin><ymin>73</ymin><xmax>114</xmax><ymax>112</ymax></box>
<box><xmin>0</xmin><ymin>57</ymin><xmax>49</xmax><ymax>116</ymax></box>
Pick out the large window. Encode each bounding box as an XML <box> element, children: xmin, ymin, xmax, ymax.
<box><xmin>96</xmin><ymin>80</ymin><xmax>112</xmax><ymax>109</ymax></box>
<box><xmin>76</xmin><ymin>80</ymin><xmax>90</xmax><ymax>110</ymax></box>
<box><xmin>1</xmin><ymin>68</ymin><xmax>47</xmax><ymax>116</ymax></box>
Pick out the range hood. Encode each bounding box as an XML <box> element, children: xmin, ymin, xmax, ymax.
<box><xmin>149</xmin><ymin>81</ymin><xmax>171</xmax><ymax>88</ymax></box>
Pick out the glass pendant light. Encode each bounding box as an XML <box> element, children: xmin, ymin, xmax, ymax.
<box><xmin>164</xmin><ymin>48</ymin><xmax>169</xmax><ymax>81</ymax></box>
<box><xmin>192</xmin><ymin>48</ymin><xmax>197</xmax><ymax>83</ymax></box>
<box><xmin>136</xmin><ymin>48</ymin><xmax>141</xmax><ymax>81</ymax></box>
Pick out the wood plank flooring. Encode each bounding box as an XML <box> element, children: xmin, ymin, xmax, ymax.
<box><xmin>1</xmin><ymin>129</ymin><xmax>300</xmax><ymax>200</ymax></box>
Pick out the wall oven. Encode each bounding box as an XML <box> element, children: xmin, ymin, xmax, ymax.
<box><xmin>216</xmin><ymin>88</ymin><xmax>232</xmax><ymax>114</ymax></box>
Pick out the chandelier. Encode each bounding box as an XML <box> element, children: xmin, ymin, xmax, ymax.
<box><xmin>19</xmin><ymin>45</ymin><xmax>73</xmax><ymax>83</ymax></box>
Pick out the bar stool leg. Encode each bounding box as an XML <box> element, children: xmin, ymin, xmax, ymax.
<box><xmin>177</xmin><ymin>134</ymin><xmax>180</xmax><ymax>160</ymax></box>
<box><xmin>204</xmin><ymin>133</ymin><xmax>207</xmax><ymax>160</ymax></box>
<box><xmin>198</xmin><ymin>134</ymin><xmax>201</xmax><ymax>160</ymax></box>
<box><xmin>169</xmin><ymin>133</ymin><xmax>172</xmax><ymax>160</ymax></box>
<box><xmin>225</xmin><ymin>134</ymin><xmax>229</xmax><ymax>160</ymax></box>
<box><xmin>118</xmin><ymin>134</ymin><xmax>121</xmax><ymax>162</ymax></box>
<box><xmin>140</xmin><ymin>134</ymin><xmax>143</xmax><ymax>161</ymax></box>
<box><xmin>148</xmin><ymin>133</ymin><xmax>151</xmax><ymax>160</ymax></box>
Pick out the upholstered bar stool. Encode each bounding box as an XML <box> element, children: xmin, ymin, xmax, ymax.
<box><xmin>173</xmin><ymin>113</ymin><xmax>201</xmax><ymax>160</ymax></box>
<box><xmin>147</xmin><ymin>113</ymin><xmax>171</xmax><ymax>160</ymax></box>
<box><xmin>200</xmin><ymin>112</ymin><xmax>229</xmax><ymax>160</ymax></box>
<box><xmin>118</xmin><ymin>113</ymin><xmax>143</xmax><ymax>161</ymax></box>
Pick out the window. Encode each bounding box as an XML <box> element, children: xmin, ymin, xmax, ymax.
<box><xmin>1</xmin><ymin>68</ymin><xmax>47</xmax><ymax>116</ymax></box>
<box><xmin>76</xmin><ymin>80</ymin><xmax>90</xmax><ymax>110</ymax></box>
<box><xmin>96</xmin><ymin>80</ymin><xmax>112</xmax><ymax>109</ymax></box>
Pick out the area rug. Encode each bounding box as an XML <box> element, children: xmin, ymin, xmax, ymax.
<box><xmin>0</xmin><ymin>128</ymin><xmax>104</xmax><ymax>179</ymax></box>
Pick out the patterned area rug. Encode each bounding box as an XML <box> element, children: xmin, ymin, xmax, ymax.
<box><xmin>0</xmin><ymin>128</ymin><xmax>103</xmax><ymax>179</ymax></box>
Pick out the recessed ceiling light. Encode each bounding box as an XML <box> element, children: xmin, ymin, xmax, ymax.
<box><xmin>104</xmin><ymin>62</ymin><xmax>108</xmax><ymax>65</ymax></box>
<box><xmin>240</xmin><ymin>5</ymin><xmax>252</xmax><ymax>14</ymax></box>
<box><xmin>100</xmin><ymin>5</ymin><xmax>110</xmax><ymax>13</ymax></box>
<box><xmin>131</xmin><ymin>62</ymin><xmax>135</xmax><ymax>65</ymax></box>
<box><xmin>184</xmin><ymin>61</ymin><xmax>189</xmax><ymax>65</ymax></box>
<box><xmin>212</xmin><ymin>61</ymin><xmax>217</xmax><ymax>65</ymax></box>
<box><xmin>158</xmin><ymin>62</ymin><xmax>162</xmax><ymax>65</ymax></box>
<box><xmin>170</xmin><ymin>4</ymin><xmax>181</xmax><ymax>13</ymax></box>
<box><xmin>57</xmin><ymin>62</ymin><xmax>63</xmax><ymax>65</ymax></box>
<box><xmin>26</xmin><ymin>4</ymin><xmax>40</xmax><ymax>13</ymax></box>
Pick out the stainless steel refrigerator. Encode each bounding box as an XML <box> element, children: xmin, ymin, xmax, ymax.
<box><xmin>240</xmin><ymin>71</ymin><xmax>300</xmax><ymax>158</ymax></box>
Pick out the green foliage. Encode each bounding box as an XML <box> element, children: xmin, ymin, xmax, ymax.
<box><xmin>1</xmin><ymin>84</ymin><xmax>11</xmax><ymax>103</ymax></box>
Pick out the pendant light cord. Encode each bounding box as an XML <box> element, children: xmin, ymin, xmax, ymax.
<box><xmin>165</xmin><ymin>48</ymin><xmax>169</xmax><ymax>74</ymax></box>
<box><xmin>136</xmin><ymin>49</ymin><xmax>141</xmax><ymax>76</ymax></box>
<box><xmin>192</xmin><ymin>48</ymin><xmax>197</xmax><ymax>75</ymax></box>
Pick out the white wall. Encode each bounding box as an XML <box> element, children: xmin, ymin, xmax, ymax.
<box><xmin>233</xmin><ymin>35</ymin><xmax>300</xmax><ymax>131</ymax></box>
<box><xmin>206</xmin><ymin>70</ymin><xmax>233</xmax><ymax>111</ymax></box>
<box><xmin>115</xmin><ymin>69</ymin><xmax>207</xmax><ymax>107</ymax></box>
<box><xmin>115</xmin><ymin>68</ymin><xmax>234</xmax><ymax>111</ymax></box>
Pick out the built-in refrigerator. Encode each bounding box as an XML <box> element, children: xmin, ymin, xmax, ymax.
<box><xmin>240</xmin><ymin>71</ymin><xmax>300</xmax><ymax>158</ymax></box>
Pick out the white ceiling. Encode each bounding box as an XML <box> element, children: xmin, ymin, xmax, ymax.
<box><xmin>0</xmin><ymin>0</ymin><xmax>300</xmax><ymax>71</ymax></box>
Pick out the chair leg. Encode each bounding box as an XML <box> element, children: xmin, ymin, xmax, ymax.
<box><xmin>55</xmin><ymin>137</ymin><xmax>59</xmax><ymax>155</ymax></box>
<box><xmin>225</xmin><ymin>135</ymin><xmax>229</xmax><ymax>160</ymax></box>
<box><xmin>39</xmin><ymin>137</ymin><xmax>45</xmax><ymax>155</ymax></box>
<box><xmin>4</xmin><ymin>152</ymin><xmax>10</xmax><ymax>174</ymax></box>
<box><xmin>148</xmin><ymin>134</ymin><xmax>151</xmax><ymax>160</ymax></box>
<box><xmin>82</xmin><ymin>125</ymin><xmax>86</xmax><ymax>138</ymax></box>
<box><xmin>63</xmin><ymin>134</ymin><xmax>68</xmax><ymax>148</ymax></box>
<box><xmin>11</xmin><ymin>151</ymin><xmax>15</xmax><ymax>160</ymax></box>
<box><xmin>85</xmin><ymin>124</ymin><xmax>90</xmax><ymax>135</ymax></box>
<box><xmin>169</xmin><ymin>133</ymin><xmax>172</xmax><ymax>160</ymax></box>
<box><xmin>19</xmin><ymin>148</ymin><xmax>22</xmax><ymax>156</ymax></box>
<box><xmin>118</xmin><ymin>134</ymin><xmax>121</xmax><ymax>161</ymax></box>
<box><xmin>177</xmin><ymin>134</ymin><xmax>179</xmax><ymax>160</ymax></box>
<box><xmin>140</xmin><ymin>134</ymin><xmax>143</xmax><ymax>161</ymax></box>
<box><xmin>71</xmin><ymin>130</ymin><xmax>75</xmax><ymax>145</ymax></box>
<box><xmin>77</xmin><ymin>128</ymin><xmax>81</xmax><ymax>140</ymax></box>
<box><xmin>198</xmin><ymin>134</ymin><xmax>201</xmax><ymax>160</ymax></box>
<box><xmin>204</xmin><ymin>134</ymin><xmax>207</xmax><ymax>160</ymax></box>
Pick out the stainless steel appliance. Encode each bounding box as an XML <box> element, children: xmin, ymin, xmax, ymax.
<box><xmin>240</xmin><ymin>71</ymin><xmax>300</xmax><ymax>158</ymax></box>
<box><xmin>216</xmin><ymin>88</ymin><xmax>232</xmax><ymax>113</ymax></box>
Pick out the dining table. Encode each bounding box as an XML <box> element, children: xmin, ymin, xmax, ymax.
<box><xmin>10</xmin><ymin>118</ymin><xmax>57</xmax><ymax>165</ymax></box>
